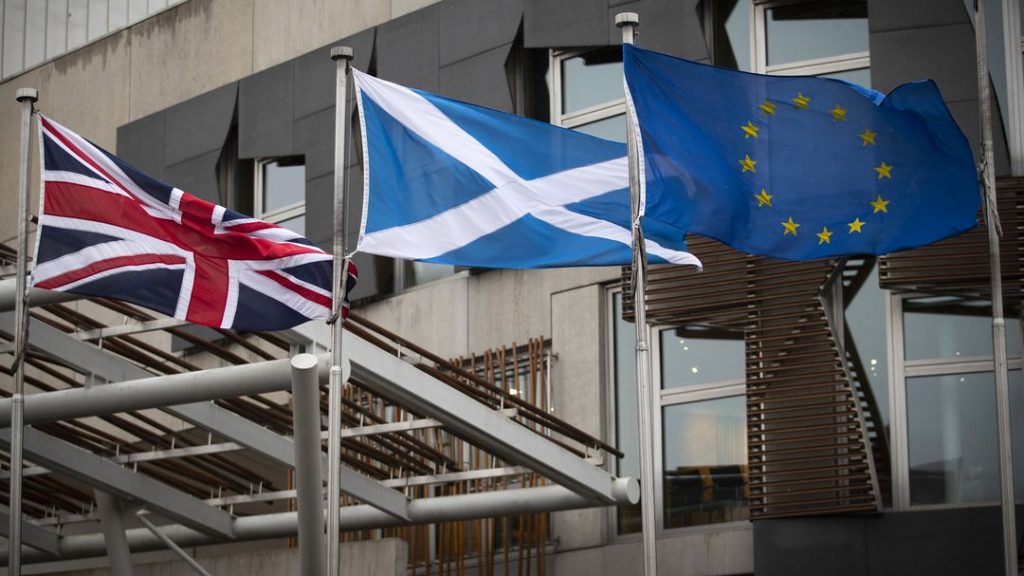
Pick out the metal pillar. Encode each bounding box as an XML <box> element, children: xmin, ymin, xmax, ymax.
<box><xmin>9</xmin><ymin>86</ymin><xmax>38</xmax><ymax>576</ymax></box>
<box><xmin>975</xmin><ymin>1</ymin><xmax>1017</xmax><ymax>574</ymax></box>
<box><xmin>291</xmin><ymin>354</ymin><xmax>326</xmax><ymax>576</ymax></box>
<box><xmin>95</xmin><ymin>492</ymin><xmax>135</xmax><ymax>576</ymax></box>
<box><xmin>617</xmin><ymin>12</ymin><xmax>658</xmax><ymax>576</ymax></box>
<box><xmin>328</xmin><ymin>44</ymin><xmax>354</xmax><ymax>576</ymax></box>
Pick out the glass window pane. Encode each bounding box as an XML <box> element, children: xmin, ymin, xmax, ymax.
<box><xmin>660</xmin><ymin>327</ymin><xmax>744</xmax><ymax>389</ymax></box>
<box><xmin>821</xmin><ymin>67</ymin><xmax>871</xmax><ymax>88</ymax></box>
<box><xmin>573</xmin><ymin>114</ymin><xmax>626</xmax><ymax>143</ymax></box>
<box><xmin>261</xmin><ymin>159</ymin><xmax>305</xmax><ymax>214</ymax></box>
<box><xmin>561</xmin><ymin>49</ymin><xmax>623</xmax><ymax>115</ymax></box>
<box><xmin>663</xmin><ymin>397</ymin><xmax>748</xmax><ymax>528</ymax></box>
<box><xmin>844</xmin><ymin>263</ymin><xmax>888</xmax><ymax>425</ymax></box>
<box><xmin>714</xmin><ymin>0</ymin><xmax>752</xmax><ymax>71</ymax></box>
<box><xmin>402</xmin><ymin>261</ymin><xmax>455</xmax><ymax>288</ymax></box>
<box><xmin>907</xmin><ymin>372</ymin><xmax>1007</xmax><ymax>505</ymax></box>
<box><xmin>275</xmin><ymin>214</ymin><xmax>305</xmax><ymax>236</ymax></box>
<box><xmin>904</xmin><ymin>297</ymin><xmax>1022</xmax><ymax>360</ymax></box>
<box><xmin>612</xmin><ymin>292</ymin><xmax>641</xmax><ymax>534</ymax></box>
<box><xmin>766</xmin><ymin>1</ymin><xmax>868</xmax><ymax>67</ymax></box>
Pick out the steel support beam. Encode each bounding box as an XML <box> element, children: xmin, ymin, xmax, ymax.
<box><xmin>0</xmin><ymin>280</ymin><xmax>78</xmax><ymax>312</ymax></box>
<box><xmin>344</xmin><ymin>330</ymin><xmax>623</xmax><ymax>503</ymax></box>
<box><xmin>0</xmin><ymin>316</ymin><xmax>409</xmax><ymax>520</ymax></box>
<box><xmin>95</xmin><ymin>491</ymin><xmax>135</xmax><ymax>576</ymax></box>
<box><xmin>0</xmin><ymin>428</ymin><xmax>234</xmax><ymax>538</ymax></box>
<box><xmin>291</xmin><ymin>354</ymin><xmax>326</xmax><ymax>576</ymax></box>
<box><xmin>0</xmin><ymin>511</ymin><xmax>60</xmax><ymax>557</ymax></box>
<box><xmin>6</xmin><ymin>482</ymin><xmax>638</xmax><ymax>565</ymax></box>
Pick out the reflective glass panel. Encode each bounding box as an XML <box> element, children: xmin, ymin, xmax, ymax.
<box><xmin>844</xmin><ymin>263</ymin><xmax>888</xmax><ymax>425</ymax></box>
<box><xmin>402</xmin><ymin>261</ymin><xmax>455</xmax><ymax>289</ymax></box>
<box><xmin>276</xmin><ymin>214</ymin><xmax>305</xmax><ymax>236</ymax></box>
<box><xmin>261</xmin><ymin>159</ymin><xmax>305</xmax><ymax>214</ymax></box>
<box><xmin>660</xmin><ymin>326</ymin><xmax>744</xmax><ymax>389</ymax></box>
<box><xmin>612</xmin><ymin>292</ymin><xmax>641</xmax><ymax>534</ymax></box>
<box><xmin>663</xmin><ymin>396</ymin><xmax>748</xmax><ymax>528</ymax></box>
<box><xmin>714</xmin><ymin>0</ymin><xmax>752</xmax><ymax>71</ymax></box>
<box><xmin>904</xmin><ymin>298</ymin><xmax>1022</xmax><ymax>360</ymax></box>
<box><xmin>766</xmin><ymin>1</ymin><xmax>868</xmax><ymax>67</ymax></box>
<box><xmin>574</xmin><ymin>114</ymin><xmax>626</xmax><ymax>143</ymax></box>
<box><xmin>907</xmin><ymin>372</ymin><xmax>1007</xmax><ymax>505</ymax></box>
<box><xmin>561</xmin><ymin>49</ymin><xmax>623</xmax><ymax>115</ymax></box>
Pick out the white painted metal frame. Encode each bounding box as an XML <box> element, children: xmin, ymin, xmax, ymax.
<box><xmin>751</xmin><ymin>0</ymin><xmax>871</xmax><ymax>77</ymax></box>
<box><xmin>887</xmin><ymin>291</ymin><xmax>1024</xmax><ymax>510</ymax></box>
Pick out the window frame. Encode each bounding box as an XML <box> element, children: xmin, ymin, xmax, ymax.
<box><xmin>549</xmin><ymin>48</ymin><xmax>627</xmax><ymax>135</ymax></box>
<box><xmin>751</xmin><ymin>0</ymin><xmax>871</xmax><ymax>77</ymax></box>
<box><xmin>254</xmin><ymin>157</ymin><xmax>306</xmax><ymax>232</ymax></box>
<box><xmin>604</xmin><ymin>287</ymin><xmax>750</xmax><ymax>540</ymax></box>
<box><xmin>887</xmin><ymin>291</ymin><xmax>1024</xmax><ymax>510</ymax></box>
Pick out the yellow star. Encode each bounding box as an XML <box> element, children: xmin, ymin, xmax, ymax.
<box><xmin>830</xmin><ymin>105</ymin><xmax>847</xmax><ymax>121</ymax></box>
<box><xmin>741</xmin><ymin>121</ymin><xmax>760</xmax><ymax>139</ymax></box>
<box><xmin>759</xmin><ymin>100</ymin><xmax>777</xmax><ymax>116</ymax></box>
<box><xmin>782</xmin><ymin>217</ymin><xmax>800</xmax><ymax>236</ymax></box>
<box><xmin>874</xmin><ymin>161</ymin><xmax>893</xmax><ymax>179</ymax></box>
<box><xmin>870</xmin><ymin>195</ymin><xmax>890</xmax><ymax>213</ymax></box>
<box><xmin>859</xmin><ymin>129</ymin><xmax>877</xmax><ymax>146</ymax></box>
<box><xmin>817</xmin><ymin>226</ymin><xmax>833</xmax><ymax>245</ymax></box>
<box><xmin>848</xmin><ymin>217</ymin><xmax>865</xmax><ymax>233</ymax></box>
<box><xmin>793</xmin><ymin>93</ymin><xmax>811</xmax><ymax>109</ymax></box>
<box><xmin>755</xmin><ymin>188</ymin><xmax>773</xmax><ymax>207</ymax></box>
<box><xmin>739</xmin><ymin>155</ymin><xmax>757</xmax><ymax>173</ymax></box>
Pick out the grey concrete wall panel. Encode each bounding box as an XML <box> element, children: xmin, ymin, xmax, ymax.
<box><xmin>164</xmin><ymin>82</ymin><xmax>237</xmax><ymax>167</ymax></box>
<box><xmin>523</xmin><ymin>0</ymin><xmax>608</xmax><ymax>48</ymax></box>
<box><xmin>163</xmin><ymin>150</ymin><xmax>221</xmax><ymax>203</ymax></box>
<box><xmin>116</xmin><ymin>111</ymin><xmax>166</xmax><ymax>181</ymax></box>
<box><xmin>867</xmin><ymin>0</ymin><xmax>969</xmax><ymax>34</ymax></box>
<box><xmin>440</xmin><ymin>0</ymin><xmax>522</xmax><ymax>66</ymax></box>
<box><xmin>305</xmin><ymin>173</ymin><xmax>335</xmax><ymax>249</ymax></box>
<box><xmin>239</xmin><ymin>61</ymin><xmax>295</xmax><ymax>159</ymax></box>
<box><xmin>440</xmin><ymin>44</ymin><xmax>516</xmax><ymax>112</ymax></box>
<box><xmin>754</xmin><ymin>506</ymin><xmax>1021</xmax><ymax>575</ymax></box>
<box><xmin>607</xmin><ymin>0</ymin><xmax>708</xmax><ymax>61</ymax></box>
<box><xmin>377</xmin><ymin>4</ymin><xmax>441</xmax><ymax>92</ymax></box>
<box><xmin>294</xmin><ymin>107</ymin><xmax>336</xmax><ymax>182</ymax></box>
<box><xmin>293</xmin><ymin>27</ymin><xmax>375</xmax><ymax>121</ymax></box>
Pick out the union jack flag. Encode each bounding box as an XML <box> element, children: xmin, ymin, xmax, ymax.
<box><xmin>32</xmin><ymin>114</ymin><xmax>350</xmax><ymax>331</ymax></box>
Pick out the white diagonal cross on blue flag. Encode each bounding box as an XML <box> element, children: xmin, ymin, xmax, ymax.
<box><xmin>352</xmin><ymin>69</ymin><xmax>701</xmax><ymax>270</ymax></box>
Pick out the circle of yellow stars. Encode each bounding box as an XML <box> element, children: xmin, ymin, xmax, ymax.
<box><xmin>738</xmin><ymin>93</ymin><xmax>893</xmax><ymax>247</ymax></box>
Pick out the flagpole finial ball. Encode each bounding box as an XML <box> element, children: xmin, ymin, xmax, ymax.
<box><xmin>15</xmin><ymin>88</ymin><xmax>38</xmax><ymax>103</ymax></box>
<box><xmin>330</xmin><ymin>46</ymin><xmax>354</xmax><ymax>62</ymax></box>
<box><xmin>615</xmin><ymin>12</ymin><xmax>639</xmax><ymax>28</ymax></box>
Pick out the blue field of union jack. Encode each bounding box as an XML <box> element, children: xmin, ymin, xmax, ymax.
<box><xmin>32</xmin><ymin>114</ymin><xmax>349</xmax><ymax>332</ymax></box>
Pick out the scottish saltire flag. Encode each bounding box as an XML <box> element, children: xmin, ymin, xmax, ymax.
<box><xmin>33</xmin><ymin>114</ymin><xmax>340</xmax><ymax>331</ymax></box>
<box><xmin>351</xmin><ymin>69</ymin><xmax>700</xmax><ymax>269</ymax></box>
<box><xmin>624</xmin><ymin>45</ymin><xmax>979</xmax><ymax>261</ymax></box>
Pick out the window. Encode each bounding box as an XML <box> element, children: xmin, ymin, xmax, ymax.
<box><xmin>608</xmin><ymin>290</ymin><xmax>748</xmax><ymax>535</ymax></box>
<box><xmin>550</xmin><ymin>47</ymin><xmax>626</xmax><ymax>142</ymax></box>
<box><xmin>256</xmin><ymin>157</ymin><xmax>306</xmax><ymax>235</ymax></box>
<box><xmin>752</xmin><ymin>0</ymin><xmax>870</xmax><ymax>86</ymax></box>
<box><xmin>889</xmin><ymin>294</ymin><xmax>1024</xmax><ymax>508</ymax></box>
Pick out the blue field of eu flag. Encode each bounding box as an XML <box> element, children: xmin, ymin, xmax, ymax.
<box><xmin>624</xmin><ymin>45</ymin><xmax>979</xmax><ymax>261</ymax></box>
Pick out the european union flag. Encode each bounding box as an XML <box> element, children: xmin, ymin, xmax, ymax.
<box><xmin>624</xmin><ymin>45</ymin><xmax>979</xmax><ymax>260</ymax></box>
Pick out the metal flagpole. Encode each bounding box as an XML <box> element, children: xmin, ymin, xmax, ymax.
<box><xmin>9</xmin><ymin>87</ymin><xmax>38</xmax><ymax>576</ymax></box>
<box><xmin>617</xmin><ymin>12</ymin><xmax>658</xmax><ymax>576</ymax></box>
<box><xmin>328</xmin><ymin>45</ymin><xmax>354</xmax><ymax>576</ymax></box>
<box><xmin>974</xmin><ymin>2</ymin><xmax>1017</xmax><ymax>575</ymax></box>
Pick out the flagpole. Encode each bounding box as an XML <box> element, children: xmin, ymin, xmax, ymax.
<box><xmin>617</xmin><ymin>13</ymin><xmax>658</xmax><ymax>576</ymax></box>
<box><xmin>974</xmin><ymin>2</ymin><xmax>1017</xmax><ymax>575</ymax></box>
<box><xmin>328</xmin><ymin>45</ymin><xmax>354</xmax><ymax>576</ymax></box>
<box><xmin>9</xmin><ymin>87</ymin><xmax>38</xmax><ymax>576</ymax></box>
